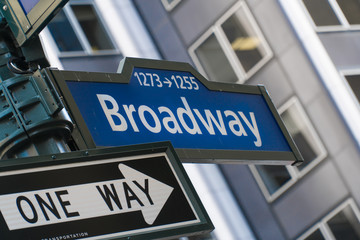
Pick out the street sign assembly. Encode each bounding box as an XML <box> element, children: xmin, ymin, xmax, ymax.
<box><xmin>0</xmin><ymin>0</ymin><xmax>69</xmax><ymax>46</ymax></box>
<box><xmin>45</xmin><ymin>57</ymin><xmax>303</xmax><ymax>165</ymax></box>
<box><xmin>0</xmin><ymin>142</ymin><xmax>213</xmax><ymax>239</ymax></box>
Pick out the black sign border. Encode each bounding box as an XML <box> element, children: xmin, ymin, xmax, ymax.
<box><xmin>0</xmin><ymin>141</ymin><xmax>214</xmax><ymax>239</ymax></box>
<box><xmin>45</xmin><ymin>57</ymin><xmax>303</xmax><ymax>166</ymax></box>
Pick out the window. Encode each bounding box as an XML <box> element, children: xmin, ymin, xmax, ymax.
<box><xmin>303</xmin><ymin>229</ymin><xmax>326</xmax><ymax>240</ymax></box>
<box><xmin>301</xmin><ymin>0</ymin><xmax>360</xmax><ymax>31</ymax></box>
<box><xmin>162</xmin><ymin>0</ymin><xmax>181</xmax><ymax>11</ymax></box>
<box><xmin>298</xmin><ymin>199</ymin><xmax>360</xmax><ymax>240</ymax></box>
<box><xmin>47</xmin><ymin>1</ymin><xmax>117</xmax><ymax>56</ymax></box>
<box><xmin>343</xmin><ymin>73</ymin><xmax>360</xmax><ymax>104</ymax></box>
<box><xmin>250</xmin><ymin>97</ymin><xmax>326</xmax><ymax>201</ymax></box>
<box><xmin>189</xmin><ymin>2</ymin><xmax>272</xmax><ymax>84</ymax></box>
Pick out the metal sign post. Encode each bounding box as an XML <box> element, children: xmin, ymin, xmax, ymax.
<box><xmin>0</xmin><ymin>142</ymin><xmax>213</xmax><ymax>239</ymax></box>
<box><xmin>46</xmin><ymin>57</ymin><xmax>303</xmax><ymax>165</ymax></box>
<box><xmin>0</xmin><ymin>0</ymin><xmax>72</xmax><ymax>159</ymax></box>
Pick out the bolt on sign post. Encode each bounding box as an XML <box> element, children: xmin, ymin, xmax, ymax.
<box><xmin>45</xmin><ymin>57</ymin><xmax>303</xmax><ymax>165</ymax></box>
<box><xmin>0</xmin><ymin>0</ymin><xmax>69</xmax><ymax>46</ymax></box>
<box><xmin>0</xmin><ymin>142</ymin><xmax>213</xmax><ymax>239</ymax></box>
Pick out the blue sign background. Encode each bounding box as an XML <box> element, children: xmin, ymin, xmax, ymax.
<box><xmin>66</xmin><ymin>68</ymin><xmax>291</xmax><ymax>152</ymax></box>
<box><xmin>18</xmin><ymin>0</ymin><xmax>40</xmax><ymax>14</ymax></box>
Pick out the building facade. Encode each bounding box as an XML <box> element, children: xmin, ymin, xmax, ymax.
<box><xmin>40</xmin><ymin>0</ymin><xmax>360</xmax><ymax>239</ymax></box>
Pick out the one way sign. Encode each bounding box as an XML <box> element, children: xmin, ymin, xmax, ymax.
<box><xmin>0</xmin><ymin>142</ymin><xmax>213</xmax><ymax>240</ymax></box>
<box><xmin>0</xmin><ymin>164</ymin><xmax>174</xmax><ymax>230</ymax></box>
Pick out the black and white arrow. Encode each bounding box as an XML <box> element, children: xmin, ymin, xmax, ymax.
<box><xmin>0</xmin><ymin>164</ymin><xmax>174</xmax><ymax>230</ymax></box>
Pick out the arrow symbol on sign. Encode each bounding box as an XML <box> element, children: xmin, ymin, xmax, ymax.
<box><xmin>0</xmin><ymin>164</ymin><xmax>174</xmax><ymax>230</ymax></box>
<box><xmin>116</xmin><ymin>164</ymin><xmax>174</xmax><ymax>225</ymax></box>
<box><xmin>164</xmin><ymin>77</ymin><xmax>172</xmax><ymax>88</ymax></box>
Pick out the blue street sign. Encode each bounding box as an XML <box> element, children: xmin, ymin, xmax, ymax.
<box><xmin>68</xmin><ymin>69</ymin><xmax>287</xmax><ymax>151</ymax></box>
<box><xmin>46</xmin><ymin>58</ymin><xmax>303</xmax><ymax>165</ymax></box>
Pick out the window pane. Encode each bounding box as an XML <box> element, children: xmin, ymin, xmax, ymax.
<box><xmin>345</xmin><ymin>75</ymin><xmax>360</xmax><ymax>103</ymax></box>
<box><xmin>280</xmin><ymin>102</ymin><xmax>321</xmax><ymax>171</ymax></box>
<box><xmin>302</xmin><ymin>0</ymin><xmax>341</xmax><ymax>26</ymax></box>
<box><xmin>221</xmin><ymin>8</ymin><xmax>264</xmax><ymax>73</ymax></box>
<box><xmin>337</xmin><ymin>0</ymin><xmax>360</xmax><ymax>25</ymax></box>
<box><xmin>255</xmin><ymin>165</ymin><xmax>291</xmax><ymax>195</ymax></box>
<box><xmin>71</xmin><ymin>4</ymin><xmax>115</xmax><ymax>51</ymax></box>
<box><xmin>327</xmin><ymin>205</ymin><xmax>360</xmax><ymax>239</ymax></box>
<box><xmin>47</xmin><ymin>10</ymin><xmax>84</xmax><ymax>52</ymax></box>
<box><xmin>304</xmin><ymin>229</ymin><xmax>326</xmax><ymax>240</ymax></box>
<box><xmin>195</xmin><ymin>33</ymin><xmax>238</xmax><ymax>83</ymax></box>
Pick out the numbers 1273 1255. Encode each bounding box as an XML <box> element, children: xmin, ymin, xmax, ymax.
<box><xmin>133</xmin><ymin>71</ymin><xmax>199</xmax><ymax>90</ymax></box>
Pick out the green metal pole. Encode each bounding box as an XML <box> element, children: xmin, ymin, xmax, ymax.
<box><xmin>0</xmin><ymin>16</ymin><xmax>73</xmax><ymax>159</ymax></box>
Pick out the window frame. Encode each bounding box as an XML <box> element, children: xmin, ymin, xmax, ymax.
<box><xmin>250</xmin><ymin>97</ymin><xmax>327</xmax><ymax>202</ymax></box>
<box><xmin>161</xmin><ymin>0</ymin><xmax>181</xmax><ymax>11</ymax></box>
<box><xmin>188</xmin><ymin>1</ymin><xmax>272</xmax><ymax>84</ymax></box>
<box><xmin>297</xmin><ymin>223</ymin><xmax>329</xmax><ymax>240</ymax></box>
<box><xmin>298</xmin><ymin>199</ymin><xmax>360</xmax><ymax>240</ymax></box>
<box><xmin>46</xmin><ymin>0</ymin><xmax>120</xmax><ymax>57</ymax></box>
<box><xmin>300</xmin><ymin>0</ymin><xmax>360</xmax><ymax>32</ymax></box>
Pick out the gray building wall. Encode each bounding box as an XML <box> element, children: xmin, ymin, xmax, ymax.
<box><xmin>133</xmin><ymin>0</ymin><xmax>192</xmax><ymax>62</ymax></box>
<box><xmin>134</xmin><ymin>0</ymin><xmax>360</xmax><ymax>239</ymax></box>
